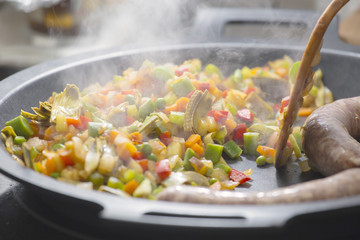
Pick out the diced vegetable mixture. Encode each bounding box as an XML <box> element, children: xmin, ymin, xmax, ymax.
<box><xmin>1</xmin><ymin>56</ymin><xmax>333</xmax><ymax>199</ymax></box>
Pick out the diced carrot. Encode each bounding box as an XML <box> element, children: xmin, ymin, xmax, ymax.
<box><xmin>256</xmin><ymin>145</ymin><xmax>275</xmax><ymax>157</ymax></box>
<box><xmin>34</xmin><ymin>162</ymin><xmax>45</xmax><ymax>174</ymax></box>
<box><xmin>159</xmin><ymin>131</ymin><xmax>172</xmax><ymax>146</ymax></box>
<box><xmin>109</xmin><ymin>130</ymin><xmax>120</xmax><ymax>143</ymax></box>
<box><xmin>44</xmin><ymin>125</ymin><xmax>57</xmax><ymax>141</ymax></box>
<box><xmin>129</xmin><ymin>132</ymin><xmax>142</xmax><ymax>144</ymax></box>
<box><xmin>191</xmin><ymin>80</ymin><xmax>200</xmax><ymax>90</ymax></box>
<box><xmin>132</xmin><ymin>151</ymin><xmax>145</xmax><ymax>160</ymax></box>
<box><xmin>298</xmin><ymin>107</ymin><xmax>313</xmax><ymax>117</ymax></box>
<box><xmin>124</xmin><ymin>179</ymin><xmax>139</xmax><ymax>195</ymax></box>
<box><xmin>175</xmin><ymin>97</ymin><xmax>189</xmax><ymax>112</ymax></box>
<box><xmin>113</xmin><ymin>94</ymin><xmax>126</xmax><ymax>106</ymax></box>
<box><xmin>185</xmin><ymin>134</ymin><xmax>201</xmax><ymax>148</ymax></box>
<box><xmin>275</xmin><ymin>67</ymin><xmax>287</xmax><ymax>78</ymax></box>
<box><xmin>136</xmin><ymin>159</ymin><xmax>149</xmax><ymax>172</ymax></box>
<box><xmin>58</xmin><ymin>148</ymin><xmax>74</xmax><ymax>166</ymax></box>
<box><xmin>163</xmin><ymin>103</ymin><xmax>178</xmax><ymax>114</ymax></box>
<box><xmin>116</xmin><ymin>142</ymin><xmax>137</xmax><ymax>161</ymax></box>
<box><xmin>121</xmin><ymin>89</ymin><xmax>138</xmax><ymax>95</ymax></box>
<box><xmin>29</xmin><ymin>122</ymin><xmax>40</xmax><ymax>137</ymax></box>
<box><xmin>66</xmin><ymin>117</ymin><xmax>82</xmax><ymax>128</ymax></box>
<box><xmin>100</xmin><ymin>86</ymin><xmax>115</xmax><ymax>95</ymax></box>
<box><xmin>45</xmin><ymin>157</ymin><xmax>57</xmax><ymax>175</ymax></box>
<box><xmin>95</xmin><ymin>93</ymin><xmax>108</xmax><ymax>108</ymax></box>
<box><xmin>222</xmin><ymin>89</ymin><xmax>229</xmax><ymax>98</ymax></box>
<box><xmin>191</xmin><ymin>143</ymin><xmax>204</xmax><ymax>155</ymax></box>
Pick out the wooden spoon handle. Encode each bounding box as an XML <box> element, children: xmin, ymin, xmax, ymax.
<box><xmin>275</xmin><ymin>0</ymin><xmax>349</xmax><ymax>168</ymax></box>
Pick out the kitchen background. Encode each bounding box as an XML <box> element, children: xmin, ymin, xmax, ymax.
<box><xmin>0</xmin><ymin>0</ymin><xmax>359</xmax><ymax>81</ymax></box>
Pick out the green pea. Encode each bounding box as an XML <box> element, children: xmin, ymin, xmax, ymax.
<box><xmin>256</xmin><ymin>155</ymin><xmax>267</xmax><ymax>166</ymax></box>
<box><xmin>140</xmin><ymin>143</ymin><xmax>152</xmax><ymax>156</ymax></box>
<box><xmin>156</xmin><ymin>98</ymin><xmax>166</xmax><ymax>110</ymax></box>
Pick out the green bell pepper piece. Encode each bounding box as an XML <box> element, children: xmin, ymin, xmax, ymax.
<box><xmin>5</xmin><ymin>115</ymin><xmax>33</xmax><ymax>138</ymax></box>
<box><xmin>204</xmin><ymin>64</ymin><xmax>223</xmax><ymax>80</ymax></box>
<box><xmin>107</xmin><ymin>176</ymin><xmax>124</xmax><ymax>190</ymax></box>
<box><xmin>153</xmin><ymin>66</ymin><xmax>175</xmax><ymax>82</ymax></box>
<box><xmin>169</xmin><ymin>111</ymin><xmax>185</xmax><ymax>125</ymax></box>
<box><xmin>139</xmin><ymin>99</ymin><xmax>155</xmax><ymax>120</ymax></box>
<box><xmin>171</xmin><ymin>77</ymin><xmax>196</xmax><ymax>97</ymax></box>
<box><xmin>243</xmin><ymin>132</ymin><xmax>260</xmax><ymax>156</ymax></box>
<box><xmin>223</xmin><ymin>140</ymin><xmax>242</xmax><ymax>159</ymax></box>
<box><xmin>214</xmin><ymin>163</ymin><xmax>231</xmax><ymax>174</ymax></box>
<box><xmin>88</xmin><ymin>122</ymin><xmax>103</xmax><ymax>137</ymax></box>
<box><xmin>184</xmin><ymin>148</ymin><xmax>195</xmax><ymax>170</ymax></box>
<box><xmin>204</xmin><ymin>143</ymin><xmax>224</xmax><ymax>164</ymax></box>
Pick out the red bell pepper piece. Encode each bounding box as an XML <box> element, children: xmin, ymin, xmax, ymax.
<box><xmin>79</xmin><ymin>115</ymin><xmax>91</xmax><ymax>131</ymax></box>
<box><xmin>232</xmin><ymin>123</ymin><xmax>247</xmax><ymax>142</ymax></box>
<box><xmin>237</xmin><ymin>109</ymin><xmax>254</xmax><ymax>123</ymax></box>
<box><xmin>280</xmin><ymin>96</ymin><xmax>290</xmax><ymax>113</ymax></box>
<box><xmin>213</xmin><ymin>110</ymin><xmax>228</xmax><ymax>125</ymax></box>
<box><xmin>187</xmin><ymin>90</ymin><xmax>195</xmax><ymax>98</ymax></box>
<box><xmin>243</xmin><ymin>86</ymin><xmax>255</xmax><ymax>96</ymax></box>
<box><xmin>229</xmin><ymin>168</ymin><xmax>251</xmax><ymax>184</ymax></box>
<box><xmin>175</xmin><ymin>65</ymin><xmax>189</xmax><ymax>77</ymax></box>
<box><xmin>159</xmin><ymin>131</ymin><xmax>172</xmax><ymax>146</ymax></box>
<box><xmin>156</xmin><ymin>159</ymin><xmax>171</xmax><ymax>180</ymax></box>
<box><xmin>66</xmin><ymin>115</ymin><xmax>91</xmax><ymax>131</ymax></box>
<box><xmin>198</xmin><ymin>82</ymin><xmax>210</xmax><ymax>92</ymax></box>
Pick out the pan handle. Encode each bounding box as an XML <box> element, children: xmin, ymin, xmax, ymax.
<box><xmin>98</xmin><ymin>198</ymin><xmax>295</xmax><ymax>229</ymax></box>
<box><xmin>190</xmin><ymin>8</ymin><xmax>359</xmax><ymax>52</ymax></box>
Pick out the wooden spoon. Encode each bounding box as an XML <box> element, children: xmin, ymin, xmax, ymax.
<box><xmin>275</xmin><ymin>0</ymin><xmax>349</xmax><ymax>168</ymax></box>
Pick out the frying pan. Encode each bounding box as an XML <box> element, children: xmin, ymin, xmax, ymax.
<box><xmin>1</xmin><ymin>43</ymin><xmax>360</xmax><ymax>239</ymax></box>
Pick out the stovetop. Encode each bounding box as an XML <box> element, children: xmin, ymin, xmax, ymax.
<box><xmin>0</xmin><ymin>173</ymin><xmax>84</xmax><ymax>239</ymax></box>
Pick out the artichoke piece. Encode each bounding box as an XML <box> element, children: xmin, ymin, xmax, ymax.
<box><xmin>1</xmin><ymin>126</ymin><xmax>17</xmax><ymax>137</ymax></box>
<box><xmin>184</xmin><ymin>90</ymin><xmax>213</xmax><ymax>134</ymax></box>
<box><xmin>106</xmin><ymin>102</ymin><xmax>129</xmax><ymax>128</ymax></box>
<box><xmin>21</xmin><ymin>110</ymin><xmax>47</xmax><ymax>121</ymax></box>
<box><xmin>50</xmin><ymin>84</ymin><xmax>82</xmax><ymax>123</ymax></box>
<box><xmin>138</xmin><ymin>115</ymin><xmax>158</xmax><ymax>136</ymax></box>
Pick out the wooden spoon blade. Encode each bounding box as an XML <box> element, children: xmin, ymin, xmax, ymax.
<box><xmin>274</xmin><ymin>0</ymin><xmax>349</xmax><ymax>168</ymax></box>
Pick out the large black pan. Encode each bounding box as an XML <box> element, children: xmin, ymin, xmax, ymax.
<box><xmin>1</xmin><ymin>43</ymin><xmax>360</xmax><ymax>239</ymax></box>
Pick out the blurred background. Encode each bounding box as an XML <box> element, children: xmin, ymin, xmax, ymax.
<box><xmin>0</xmin><ymin>0</ymin><xmax>359</xmax><ymax>80</ymax></box>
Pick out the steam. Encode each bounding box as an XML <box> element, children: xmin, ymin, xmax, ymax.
<box><xmin>39</xmin><ymin>0</ymin><xmax>328</xmax><ymax>100</ymax></box>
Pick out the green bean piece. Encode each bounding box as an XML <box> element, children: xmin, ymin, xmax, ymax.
<box><xmin>204</xmin><ymin>144</ymin><xmax>224</xmax><ymax>164</ymax></box>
